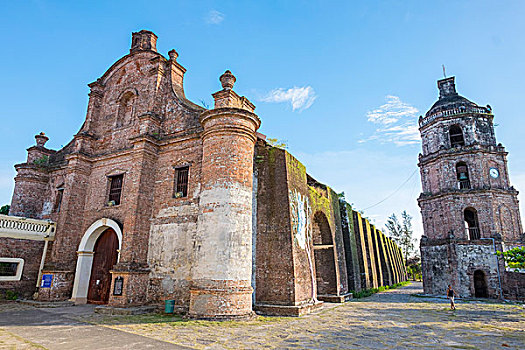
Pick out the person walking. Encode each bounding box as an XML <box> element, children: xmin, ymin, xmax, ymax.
<box><xmin>447</xmin><ymin>285</ymin><xmax>457</xmax><ymax>310</ymax></box>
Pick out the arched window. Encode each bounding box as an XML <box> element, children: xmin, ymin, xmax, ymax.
<box><xmin>456</xmin><ymin>162</ymin><xmax>471</xmax><ymax>189</ymax></box>
<box><xmin>449</xmin><ymin>125</ymin><xmax>465</xmax><ymax>147</ymax></box>
<box><xmin>116</xmin><ymin>91</ymin><xmax>135</xmax><ymax>127</ymax></box>
<box><xmin>464</xmin><ymin>208</ymin><xmax>480</xmax><ymax>240</ymax></box>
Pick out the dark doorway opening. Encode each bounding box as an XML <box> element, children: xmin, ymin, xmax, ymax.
<box><xmin>474</xmin><ymin>270</ymin><xmax>488</xmax><ymax>298</ymax></box>
<box><xmin>87</xmin><ymin>228</ymin><xmax>119</xmax><ymax>304</ymax></box>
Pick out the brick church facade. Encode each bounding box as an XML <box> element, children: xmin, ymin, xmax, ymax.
<box><xmin>418</xmin><ymin>77</ymin><xmax>525</xmax><ymax>300</ymax></box>
<box><xmin>0</xmin><ymin>30</ymin><xmax>407</xmax><ymax>317</ymax></box>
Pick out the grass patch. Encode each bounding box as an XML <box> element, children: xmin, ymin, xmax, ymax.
<box><xmin>0</xmin><ymin>328</ymin><xmax>48</xmax><ymax>349</ymax></box>
<box><xmin>168</xmin><ymin>316</ymin><xmax>282</xmax><ymax>328</ymax></box>
<box><xmin>88</xmin><ymin>313</ymin><xmax>283</xmax><ymax>328</ymax></box>
<box><xmin>350</xmin><ymin>281</ymin><xmax>410</xmax><ymax>299</ymax></box>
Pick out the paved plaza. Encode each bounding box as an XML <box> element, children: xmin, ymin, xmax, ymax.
<box><xmin>1</xmin><ymin>282</ymin><xmax>523</xmax><ymax>349</ymax></box>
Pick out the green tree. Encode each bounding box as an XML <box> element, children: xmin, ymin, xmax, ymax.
<box><xmin>406</xmin><ymin>256</ymin><xmax>422</xmax><ymax>281</ymax></box>
<box><xmin>385</xmin><ymin>210</ymin><xmax>415</xmax><ymax>265</ymax></box>
<box><xmin>0</xmin><ymin>205</ymin><xmax>9</xmax><ymax>215</ymax></box>
<box><xmin>266</xmin><ymin>138</ymin><xmax>288</xmax><ymax>149</ymax></box>
<box><xmin>496</xmin><ymin>247</ymin><xmax>525</xmax><ymax>270</ymax></box>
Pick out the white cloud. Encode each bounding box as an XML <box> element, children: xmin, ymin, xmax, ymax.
<box><xmin>261</xmin><ymin>86</ymin><xmax>317</xmax><ymax>111</ymax></box>
<box><xmin>206</xmin><ymin>10</ymin><xmax>225</xmax><ymax>24</ymax></box>
<box><xmin>360</xmin><ymin>95</ymin><xmax>420</xmax><ymax>146</ymax></box>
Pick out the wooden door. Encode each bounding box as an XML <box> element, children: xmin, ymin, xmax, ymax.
<box><xmin>87</xmin><ymin>228</ymin><xmax>118</xmax><ymax>304</ymax></box>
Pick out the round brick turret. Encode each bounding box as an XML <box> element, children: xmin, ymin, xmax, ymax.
<box><xmin>189</xmin><ymin>71</ymin><xmax>261</xmax><ymax>319</ymax></box>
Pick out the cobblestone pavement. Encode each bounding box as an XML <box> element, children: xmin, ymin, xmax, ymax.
<box><xmin>1</xmin><ymin>282</ymin><xmax>524</xmax><ymax>349</ymax></box>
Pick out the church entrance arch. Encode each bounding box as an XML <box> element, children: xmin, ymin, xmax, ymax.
<box><xmin>87</xmin><ymin>228</ymin><xmax>118</xmax><ymax>303</ymax></box>
<box><xmin>473</xmin><ymin>270</ymin><xmax>488</xmax><ymax>298</ymax></box>
<box><xmin>312</xmin><ymin>212</ymin><xmax>337</xmax><ymax>296</ymax></box>
<box><xmin>70</xmin><ymin>218</ymin><xmax>122</xmax><ymax>304</ymax></box>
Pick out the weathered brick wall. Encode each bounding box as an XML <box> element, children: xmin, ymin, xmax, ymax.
<box><xmin>0</xmin><ymin>238</ymin><xmax>44</xmax><ymax>298</ymax></box>
<box><xmin>362</xmin><ymin>219</ymin><xmax>379</xmax><ymax>288</ymax></box>
<box><xmin>390</xmin><ymin>238</ymin><xmax>402</xmax><ymax>283</ymax></box>
<box><xmin>502</xmin><ymin>271</ymin><xmax>525</xmax><ymax>300</ymax></box>
<box><xmin>421</xmin><ymin>243</ymin><xmax>447</xmax><ymax>294</ymax></box>
<box><xmin>420</xmin><ymin>115</ymin><xmax>496</xmax><ymax>155</ymax></box>
<box><xmin>340</xmin><ymin>207</ymin><xmax>407</xmax><ymax>292</ymax></box>
<box><xmin>146</xmin><ymin>138</ymin><xmax>202</xmax><ymax>309</ymax></box>
<box><xmin>419</xmin><ymin>149</ymin><xmax>512</xmax><ymax>196</ymax></box>
<box><xmin>420</xmin><ymin>192</ymin><xmax>522</xmax><ymax>241</ymax></box>
<box><xmin>421</xmin><ymin>240</ymin><xmax>500</xmax><ymax>298</ymax></box>
<box><xmin>455</xmin><ymin>243</ymin><xmax>500</xmax><ymax>298</ymax></box>
<box><xmin>285</xmin><ymin>152</ymin><xmax>317</xmax><ymax>305</ymax></box>
<box><xmin>377</xmin><ymin>231</ymin><xmax>393</xmax><ymax>286</ymax></box>
<box><xmin>307</xmin><ymin>179</ymin><xmax>349</xmax><ymax>299</ymax></box>
<box><xmin>253</xmin><ymin>142</ymin><xmax>296</xmax><ymax>306</ymax></box>
<box><xmin>352</xmin><ymin>211</ymin><xmax>371</xmax><ymax>289</ymax></box>
<box><xmin>369</xmin><ymin>225</ymin><xmax>384</xmax><ymax>287</ymax></box>
<box><xmin>328</xmin><ymin>190</ymin><xmax>349</xmax><ymax>296</ymax></box>
<box><xmin>340</xmin><ymin>202</ymin><xmax>361</xmax><ymax>292</ymax></box>
<box><xmin>253</xmin><ymin>142</ymin><xmax>352</xmax><ymax>312</ymax></box>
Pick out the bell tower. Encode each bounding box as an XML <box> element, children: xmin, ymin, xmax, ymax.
<box><xmin>418</xmin><ymin>76</ymin><xmax>523</xmax><ymax>299</ymax></box>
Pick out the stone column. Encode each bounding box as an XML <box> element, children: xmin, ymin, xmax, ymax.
<box><xmin>189</xmin><ymin>71</ymin><xmax>261</xmax><ymax>319</ymax></box>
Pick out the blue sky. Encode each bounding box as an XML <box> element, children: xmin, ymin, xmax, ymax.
<box><xmin>1</xmin><ymin>0</ymin><xmax>524</xmax><ymax>241</ymax></box>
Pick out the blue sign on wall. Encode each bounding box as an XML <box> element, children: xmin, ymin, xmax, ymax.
<box><xmin>41</xmin><ymin>274</ymin><xmax>53</xmax><ymax>288</ymax></box>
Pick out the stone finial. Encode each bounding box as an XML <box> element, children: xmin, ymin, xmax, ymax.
<box><xmin>35</xmin><ymin>132</ymin><xmax>49</xmax><ymax>147</ymax></box>
<box><xmin>168</xmin><ymin>49</ymin><xmax>178</xmax><ymax>61</ymax></box>
<box><xmin>220</xmin><ymin>70</ymin><xmax>236</xmax><ymax>90</ymax></box>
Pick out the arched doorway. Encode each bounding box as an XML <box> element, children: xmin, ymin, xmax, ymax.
<box><xmin>87</xmin><ymin>228</ymin><xmax>119</xmax><ymax>303</ymax></box>
<box><xmin>70</xmin><ymin>218</ymin><xmax>122</xmax><ymax>304</ymax></box>
<box><xmin>474</xmin><ymin>270</ymin><xmax>488</xmax><ymax>298</ymax></box>
<box><xmin>312</xmin><ymin>212</ymin><xmax>337</xmax><ymax>296</ymax></box>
